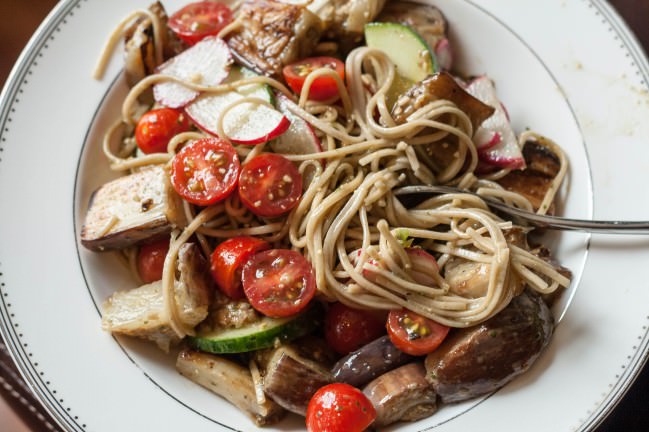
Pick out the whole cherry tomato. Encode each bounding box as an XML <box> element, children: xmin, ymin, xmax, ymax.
<box><xmin>306</xmin><ymin>383</ymin><xmax>376</xmax><ymax>432</ymax></box>
<box><xmin>325</xmin><ymin>303</ymin><xmax>385</xmax><ymax>355</ymax></box>
<box><xmin>137</xmin><ymin>238</ymin><xmax>170</xmax><ymax>283</ymax></box>
<box><xmin>135</xmin><ymin>108</ymin><xmax>190</xmax><ymax>154</ymax></box>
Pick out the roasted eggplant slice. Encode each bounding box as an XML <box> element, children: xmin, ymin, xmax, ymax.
<box><xmin>378</xmin><ymin>1</ymin><xmax>449</xmax><ymax>63</ymax></box>
<box><xmin>392</xmin><ymin>72</ymin><xmax>495</xmax><ymax>131</ymax></box>
<box><xmin>425</xmin><ymin>290</ymin><xmax>554</xmax><ymax>403</ymax></box>
<box><xmin>123</xmin><ymin>2</ymin><xmax>184</xmax><ymax>92</ymax></box>
<box><xmin>309</xmin><ymin>0</ymin><xmax>387</xmax><ymax>46</ymax></box>
<box><xmin>226</xmin><ymin>0</ymin><xmax>322</xmax><ymax>77</ymax></box>
<box><xmin>331</xmin><ymin>336</ymin><xmax>413</xmax><ymax>388</ymax></box>
<box><xmin>497</xmin><ymin>138</ymin><xmax>563</xmax><ymax>213</ymax></box>
<box><xmin>177</xmin><ymin>349</ymin><xmax>285</xmax><ymax>426</ymax></box>
<box><xmin>81</xmin><ymin>165</ymin><xmax>187</xmax><ymax>252</ymax></box>
<box><xmin>102</xmin><ymin>243</ymin><xmax>211</xmax><ymax>352</ymax></box>
<box><xmin>363</xmin><ymin>363</ymin><xmax>437</xmax><ymax>427</ymax></box>
<box><xmin>260</xmin><ymin>346</ymin><xmax>333</xmax><ymax>415</ymax></box>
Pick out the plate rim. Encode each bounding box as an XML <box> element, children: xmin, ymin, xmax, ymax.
<box><xmin>1</xmin><ymin>0</ymin><xmax>648</xmax><ymax>431</ymax></box>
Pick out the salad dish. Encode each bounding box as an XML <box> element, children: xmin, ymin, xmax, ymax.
<box><xmin>82</xmin><ymin>1</ymin><xmax>572</xmax><ymax>430</ymax></box>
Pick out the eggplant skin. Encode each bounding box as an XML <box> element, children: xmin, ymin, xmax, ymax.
<box><xmin>331</xmin><ymin>336</ymin><xmax>413</xmax><ymax>388</ymax></box>
<box><xmin>363</xmin><ymin>363</ymin><xmax>437</xmax><ymax>427</ymax></box>
<box><xmin>262</xmin><ymin>346</ymin><xmax>333</xmax><ymax>416</ymax></box>
<box><xmin>391</xmin><ymin>73</ymin><xmax>495</xmax><ymax>131</ymax></box>
<box><xmin>425</xmin><ymin>290</ymin><xmax>553</xmax><ymax>403</ymax></box>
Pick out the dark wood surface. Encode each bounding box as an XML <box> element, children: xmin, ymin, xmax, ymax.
<box><xmin>0</xmin><ymin>1</ymin><xmax>648</xmax><ymax>431</ymax></box>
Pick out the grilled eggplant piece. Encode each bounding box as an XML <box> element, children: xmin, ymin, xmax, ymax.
<box><xmin>177</xmin><ymin>349</ymin><xmax>285</xmax><ymax>426</ymax></box>
<box><xmin>102</xmin><ymin>243</ymin><xmax>211</xmax><ymax>352</ymax></box>
<box><xmin>309</xmin><ymin>0</ymin><xmax>387</xmax><ymax>47</ymax></box>
<box><xmin>81</xmin><ymin>165</ymin><xmax>187</xmax><ymax>252</ymax></box>
<box><xmin>497</xmin><ymin>138</ymin><xmax>563</xmax><ymax>213</ymax></box>
<box><xmin>332</xmin><ymin>336</ymin><xmax>413</xmax><ymax>388</ymax></box>
<box><xmin>226</xmin><ymin>0</ymin><xmax>322</xmax><ymax>77</ymax></box>
<box><xmin>425</xmin><ymin>290</ymin><xmax>554</xmax><ymax>403</ymax></box>
<box><xmin>260</xmin><ymin>346</ymin><xmax>332</xmax><ymax>415</ymax></box>
<box><xmin>392</xmin><ymin>72</ymin><xmax>494</xmax><ymax>131</ymax></box>
<box><xmin>378</xmin><ymin>1</ymin><xmax>448</xmax><ymax>56</ymax></box>
<box><xmin>363</xmin><ymin>363</ymin><xmax>437</xmax><ymax>427</ymax></box>
<box><xmin>123</xmin><ymin>2</ymin><xmax>184</xmax><ymax>92</ymax></box>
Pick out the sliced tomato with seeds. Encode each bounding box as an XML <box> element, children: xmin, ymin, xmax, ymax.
<box><xmin>242</xmin><ymin>249</ymin><xmax>316</xmax><ymax>318</ymax></box>
<box><xmin>387</xmin><ymin>309</ymin><xmax>450</xmax><ymax>356</ymax></box>
<box><xmin>210</xmin><ymin>236</ymin><xmax>271</xmax><ymax>300</ymax></box>
<box><xmin>306</xmin><ymin>383</ymin><xmax>376</xmax><ymax>432</ymax></box>
<box><xmin>135</xmin><ymin>108</ymin><xmax>191</xmax><ymax>154</ymax></box>
<box><xmin>170</xmin><ymin>137</ymin><xmax>239</xmax><ymax>206</ymax></box>
<box><xmin>283</xmin><ymin>56</ymin><xmax>345</xmax><ymax>101</ymax></box>
<box><xmin>238</xmin><ymin>153</ymin><xmax>302</xmax><ymax>218</ymax></box>
<box><xmin>137</xmin><ymin>237</ymin><xmax>170</xmax><ymax>283</ymax></box>
<box><xmin>168</xmin><ymin>1</ymin><xmax>234</xmax><ymax>46</ymax></box>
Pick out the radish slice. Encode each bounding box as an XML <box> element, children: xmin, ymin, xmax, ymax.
<box><xmin>154</xmin><ymin>36</ymin><xmax>232</xmax><ymax>109</ymax></box>
<box><xmin>349</xmin><ymin>247</ymin><xmax>438</xmax><ymax>286</ymax></box>
<box><xmin>466</xmin><ymin>76</ymin><xmax>526</xmax><ymax>170</ymax></box>
<box><xmin>271</xmin><ymin>94</ymin><xmax>323</xmax><ymax>188</ymax></box>
<box><xmin>186</xmin><ymin>67</ymin><xmax>290</xmax><ymax>145</ymax></box>
<box><xmin>405</xmin><ymin>248</ymin><xmax>439</xmax><ymax>286</ymax></box>
<box><xmin>271</xmin><ymin>94</ymin><xmax>322</xmax><ymax>157</ymax></box>
<box><xmin>435</xmin><ymin>38</ymin><xmax>453</xmax><ymax>71</ymax></box>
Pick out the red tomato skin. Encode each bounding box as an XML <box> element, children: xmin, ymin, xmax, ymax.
<box><xmin>283</xmin><ymin>57</ymin><xmax>345</xmax><ymax>101</ymax></box>
<box><xmin>135</xmin><ymin>108</ymin><xmax>191</xmax><ymax>154</ymax></box>
<box><xmin>137</xmin><ymin>238</ymin><xmax>170</xmax><ymax>283</ymax></box>
<box><xmin>170</xmin><ymin>137</ymin><xmax>240</xmax><ymax>206</ymax></box>
<box><xmin>210</xmin><ymin>236</ymin><xmax>271</xmax><ymax>300</ymax></box>
<box><xmin>387</xmin><ymin>309</ymin><xmax>450</xmax><ymax>356</ymax></box>
<box><xmin>306</xmin><ymin>383</ymin><xmax>376</xmax><ymax>432</ymax></box>
<box><xmin>238</xmin><ymin>153</ymin><xmax>302</xmax><ymax>218</ymax></box>
<box><xmin>242</xmin><ymin>249</ymin><xmax>316</xmax><ymax>318</ymax></box>
<box><xmin>325</xmin><ymin>303</ymin><xmax>386</xmax><ymax>355</ymax></box>
<box><xmin>168</xmin><ymin>1</ymin><xmax>234</xmax><ymax>45</ymax></box>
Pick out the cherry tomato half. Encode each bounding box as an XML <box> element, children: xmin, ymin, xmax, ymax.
<box><xmin>238</xmin><ymin>153</ymin><xmax>302</xmax><ymax>218</ymax></box>
<box><xmin>306</xmin><ymin>383</ymin><xmax>376</xmax><ymax>432</ymax></box>
<box><xmin>242</xmin><ymin>249</ymin><xmax>316</xmax><ymax>318</ymax></box>
<box><xmin>135</xmin><ymin>108</ymin><xmax>191</xmax><ymax>154</ymax></box>
<box><xmin>387</xmin><ymin>309</ymin><xmax>450</xmax><ymax>356</ymax></box>
<box><xmin>325</xmin><ymin>303</ymin><xmax>386</xmax><ymax>355</ymax></box>
<box><xmin>210</xmin><ymin>236</ymin><xmax>271</xmax><ymax>300</ymax></box>
<box><xmin>137</xmin><ymin>238</ymin><xmax>170</xmax><ymax>283</ymax></box>
<box><xmin>170</xmin><ymin>137</ymin><xmax>240</xmax><ymax>206</ymax></box>
<box><xmin>168</xmin><ymin>1</ymin><xmax>234</xmax><ymax>46</ymax></box>
<box><xmin>283</xmin><ymin>57</ymin><xmax>345</xmax><ymax>101</ymax></box>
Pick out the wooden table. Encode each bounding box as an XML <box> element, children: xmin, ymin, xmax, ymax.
<box><xmin>0</xmin><ymin>1</ymin><xmax>648</xmax><ymax>431</ymax></box>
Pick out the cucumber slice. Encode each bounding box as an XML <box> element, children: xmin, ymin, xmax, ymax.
<box><xmin>185</xmin><ymin>67</ymin><xmax>289</xmax><ymax>145</ymax></box>
<box><xmin>364</xmin><ymin>22</ymin><xmax>436</xmax><ymax>83</ymax></box>
<box><xmin>187</xmin><ymin>304</ymin><xmax>323</xmax><ymax>354</ymax></box>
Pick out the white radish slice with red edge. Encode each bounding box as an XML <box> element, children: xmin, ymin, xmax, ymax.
<box><xmin>435</xmin><ymin>38</ymin><xmax>453</xmax><ymax>71</ymax></box>
<box><xmin>154</xmin><ymin>36</ymin><xmax>232</xmax><ymax>109</ymax></box>
<box><xmin>185</xmin><ymin>67</ymin><xmax>290</xmax><ymax>145</ymax></box>
<box><xmin>270</xmin><ymin>93</ymin><xmax>323</xmax><ymax>188</ymax></box>
<box><xmin>271</xmin><ymin>94</ymin><xmax>322</xmax><ymax>157</ymax></box>
<box><xmin>466</xmin><ymin>76</ymin><xmax>526</xmax><ymax>170</ymax></box>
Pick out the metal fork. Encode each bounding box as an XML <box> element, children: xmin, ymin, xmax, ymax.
<box><xmin>394</xmin><ymin>185</ymin><xmax>649</xmax><ymax>234</ymax></box>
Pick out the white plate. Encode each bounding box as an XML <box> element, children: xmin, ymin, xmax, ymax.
<box><xmin>1</xmin><ymin>0</ymin><xmax>649</xmax><ymax>431</ymax></box>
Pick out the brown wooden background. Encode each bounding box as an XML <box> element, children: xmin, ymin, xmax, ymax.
<box><xmin>1</xmin><ymin>0</ymin><xmax>648</xmax><ymax>431</ymax></box>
